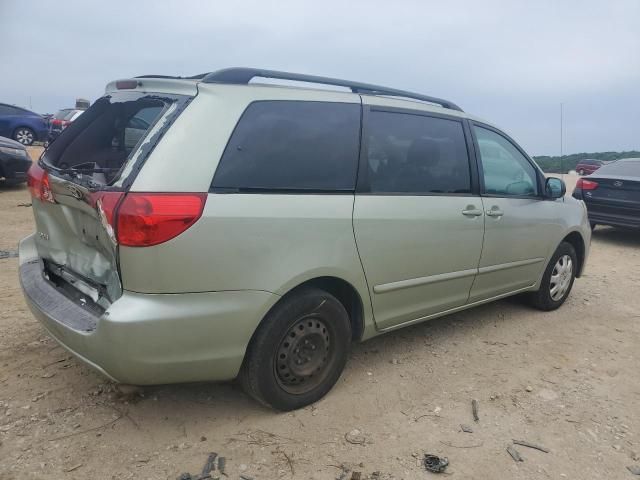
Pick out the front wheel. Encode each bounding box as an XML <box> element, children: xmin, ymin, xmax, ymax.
<box><xmin>240</xmin><ymin>287</ymin><xmax>351</xmax><ymax>411</ymax></box>
<box><xmin>528</xmin><ymin>242</ymin><xmax>577</xmax><ymax>311</ymax></box>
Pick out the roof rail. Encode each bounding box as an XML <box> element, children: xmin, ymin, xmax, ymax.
<box><xmin>201</xmin><ymin>68</ymin><xmax>463</xmax><ymax>112</ymax></box>
<box><xmin>135</xmin><ymin>73</ymin><xmax>209</xmax><ymax>80</ymax></box>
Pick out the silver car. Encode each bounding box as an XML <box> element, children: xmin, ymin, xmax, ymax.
<box><xmin>19</xmin><ymin>68</ymin><xmax>591</xmax><ymax>410</ymax></box>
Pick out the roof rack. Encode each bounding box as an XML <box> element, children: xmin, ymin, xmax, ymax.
<box><xmin>135</xmin><ymin>73</ymin><xmax>209</xmax><ymax>80</ymax></box>
<box><xmin>200</xmin><ymin>68</ymin><xmax>463</xmax><ymax>112</ymax></box>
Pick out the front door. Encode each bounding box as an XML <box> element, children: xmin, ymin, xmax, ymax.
<box><xmin>353</xmin><ymin>104</ymin><xmax>484</xmax><ymax>331</ymax></box>
<box><xmin>469</xmin><ymin>123</ymin><xmax>557</xmax><ymax>301</ymax></box>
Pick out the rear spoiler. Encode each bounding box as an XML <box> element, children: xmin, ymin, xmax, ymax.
<box><xmin>105</xmin><ymin>78</ymin><xmax>198</xmax><ymax>97</ymax></box>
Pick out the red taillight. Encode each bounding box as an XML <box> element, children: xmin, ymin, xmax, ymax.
<box><xmin>576</xmin><ymin>178</ymin><xmax>599</xmax><ymax>190</ymax></box>
<box><xmin>116</xmin><ymin>193</ymin><xmax>207</xmax><ymax>247</ymax></box>
<box><xmin>27</xmin><ymin>164</ymin><xmax>55</xmax><ymax>203</ymax></box>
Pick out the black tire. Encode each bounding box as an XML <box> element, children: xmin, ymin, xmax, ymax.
<box><xmin>240</xmin><ymin>287</ymin><xmax>351</xmax><ymax>411</ymax></box>
<box><xmin>528</xmin><ymin>242</ymin><xmax>577</xmax><ymax>311</ymax></box>
<box><xmin>13</xmin><ymin>127</ymin><xmax>35</xmax><ymax>146</ymax></box>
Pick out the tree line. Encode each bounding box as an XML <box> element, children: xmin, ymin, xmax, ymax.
<box><xmin>532</xmin><ymin>151</ymin><xmax>640</xmax><ymax>173</ymax></box>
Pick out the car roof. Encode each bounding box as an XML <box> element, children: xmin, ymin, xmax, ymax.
<box><xmin>107</xmin><ymin>68</ymin><xmax>504</xmax><ymax>127</ymax></box>
<box><xmin>0</xmin><ymin>102</ymin><xmax>37</xmax><ymax>113</ymax></box>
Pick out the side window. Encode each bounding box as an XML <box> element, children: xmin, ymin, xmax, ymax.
<box><xmin>474</xmin><ymin>126</ymin><xmax>538</xmax><ymax>197</ymax></box>
<box><xmin>212</xmin><ymin>101</ymin><xmax>361</xmax><ymax>191</ymax></box>
<box><xmin>365</xmin><ymin>111</ymin><xmax>471</xmax><ymax>194</ymax></box>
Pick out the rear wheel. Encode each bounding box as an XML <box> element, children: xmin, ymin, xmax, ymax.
<box><xmin>13</xmin><ymin>127</ymin><xmax>35</xmax><ymax>146</ymax></box>
<box><xmin>528</xmin><ymin>242</ymin><xmax>577</xmax><ymax>311</ymax></box>
<box><xmin>240</xmin><ymin>287</ymin><xmax>351</xmax><ymax>411</ymax></box>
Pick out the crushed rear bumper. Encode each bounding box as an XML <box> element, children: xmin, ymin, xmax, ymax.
<box><xmin>19</xmin><ymin>234</ymin><xmax>279</xmax><ymax>385</ymax></box>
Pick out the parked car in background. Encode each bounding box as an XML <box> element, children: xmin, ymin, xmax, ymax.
<box><xmin>575</xmin><ymin>159</ymin><xmax>604</xmax><ymax>176</ymax></box>
<box><xmin>0</xmin><ymin>103</ymin><xmax>48</xmax><ymax>146</ymax></box>
<box><xmin>573</xmin><ymin>158</ymin><xmax>640</xmax><ymax>229</ymax></box>
<box><xmin>0</xmin><ymin>136</ymin><xmax>31</xmax><ymax>185</ymax></box>
<box><xmin>19</xmin><ymin>68</ymin><xmax>591</xmax><ymax>410</ymax></box>
<box><xmin>48</xmin><ymin>109</ymin><xmax>84</xmax><ymax>144</ymax></box>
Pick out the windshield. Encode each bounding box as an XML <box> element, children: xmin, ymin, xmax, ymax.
<box><xmin>54</xmin><ymin>109</ymin><xmax>73</xmax><ymax>119</ymax></box>
<box><xmin>63</xmin><ymin>110</ymin><xmax>82</xmax><ymax>121</ymax></box>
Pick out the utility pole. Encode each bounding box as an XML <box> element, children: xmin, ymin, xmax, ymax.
<box><xmin>560</xmin><ymin>103</ymin><xmax>564</xmax><ymax>175</ymax></box>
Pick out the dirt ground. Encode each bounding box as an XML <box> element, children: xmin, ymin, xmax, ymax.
<box><xmin>1</xmin><ymin>151</ymin><xmax>639</xmax><ymax>479</ymax></box>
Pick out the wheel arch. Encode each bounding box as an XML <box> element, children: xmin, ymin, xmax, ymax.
<box><xmin>562</xmin><ymin>231</ymin><xmax>586</xmax><ymax>277</ymax></box>
<box><xmin>257</xmin><ymin>276</ymin><xmax>366</xmax><ymax>343</ymax></box>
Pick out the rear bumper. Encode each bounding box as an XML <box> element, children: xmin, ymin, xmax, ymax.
<box><xmin>19</xmin><ymin>234</ymin><xmax>279</xmax><ymax>385</ymax></box>
<box><xmin>0</xmin><ymin>155</ymin><xmax>31</xmax><ymax>181</ymax></box>
<box><xmin>588</xmin><ymin>210</ymin><xmax>640</xmax><ymax>229</ymax></box>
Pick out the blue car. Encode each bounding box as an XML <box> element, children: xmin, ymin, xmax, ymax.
<box><xmin>0</xmin><ymin>103</ymin><xmax>48</xmax><ymax>146</ymax></box>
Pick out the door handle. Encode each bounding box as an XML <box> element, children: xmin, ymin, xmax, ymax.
<box><xmin>486</xmin><ymin>207</ymin><xmax>504</xmax><ymax>217</ymax></box>
<box><xmin>462</xmin><ymin>207</ymin><xmax>483</xmax><ymax>217</ymax></box>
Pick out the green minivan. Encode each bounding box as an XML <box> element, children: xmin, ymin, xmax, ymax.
<box><xmin>20</xmin><ymin>69</ymin><xmax>590</xmax><ymax>410</ymax></box>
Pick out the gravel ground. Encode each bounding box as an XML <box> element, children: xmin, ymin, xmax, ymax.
<box><xmin>0</xmin><ymin>151</ymin><xmax>638</xmax><ymax>479</ymax></box>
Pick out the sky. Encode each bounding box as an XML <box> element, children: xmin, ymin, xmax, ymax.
<box><xmin>1</xmin><ymin>0</ymin><xmax>638</xmax><ymax>156</ymax></box>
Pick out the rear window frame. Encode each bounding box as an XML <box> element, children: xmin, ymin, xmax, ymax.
<box><xmin>41</xmin><ymin>91</ymin><xmax>193</xmax><ymax>191</ymax></box>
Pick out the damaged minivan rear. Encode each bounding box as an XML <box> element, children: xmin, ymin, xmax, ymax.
<box><xmin>19</xmin><ymin>77</ymin><xmax>283</xmax><ymax>387</ymax></box>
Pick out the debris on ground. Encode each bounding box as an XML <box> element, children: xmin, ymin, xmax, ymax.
<box><xmin>424</xmin><ymin>454</ymin><xmax>449</xmax><ymax>473</ymax></box>
<box><xmin>345</xmin><ymin>429</ymin><xmax>367</xmax><ymax>446</ymax></box>
<box><xmin>627</xmin><ymin>465</ymin><xmax>640</xmax><ymax>475</ymax></box>
<box><xmin>115</xmin><ymin>384</ymin><xmax>144</xmax><ymax>400</ymax></box>
<box><xmin>177</xmin><ymin>452</ymin><xmax>219</xmax><ymax>480</ymax></box>
<box><xmin>16</xmin><ymin>202</ymin><xmax>32</xmax><ymax>207</ymax></box>
<box><xmin>512</xmin><ymin>439</ymin><xmax>550</xmax><ymax>453</ymax></box>
<box><xmin>471</xmin><ymin>399</ymin><xmax>479</xmax><ymax>422</ymax></box>
<box><xmin>460</xmin><ymin>424</ymin><xmax>473</xmax><ymax>433</ymax></box>
<box><xmin>0</xmin><ymin>250</ymin><xmax>18</xmax><ymax>259</ymax></box>
<box><xmin>506</xmin><ymin>445</ymin><xmax>524</xmax><ymax>462</ymax></box>
<box><xmin>201</xmin><ymin>453</ymin><xmax>217</xmax><ymax>477</ymax></box>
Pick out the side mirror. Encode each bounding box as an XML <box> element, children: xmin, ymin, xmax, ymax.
<box><xmin>545</xmin><ymin>177</ymin><xmax>566</xmax><ymax>199</ymax></box>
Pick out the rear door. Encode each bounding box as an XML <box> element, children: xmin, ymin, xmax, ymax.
<box><xmin>469</xmin><ymin>123</ymin><xmax>561</xmax><ymax>301</ymax></box>
<box><xmin>353</xmin><ymin>104</ymin><xmax>484</xmax><ymax>330</ymax></box>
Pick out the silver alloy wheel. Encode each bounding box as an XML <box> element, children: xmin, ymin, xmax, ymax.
<box><xmin>15</xmin><ymin>128</ymin><xmax>34</xmax><ymax>146</ymax></box>
<box><xmin>549</xmin><ymin>254</ymin><xmax>573</xmax><ymax>301</ymax></box>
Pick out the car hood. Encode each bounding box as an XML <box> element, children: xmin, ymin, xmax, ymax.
<box><xmin>0</xmin><ymin>135</ymin><xmax>26</xmax><ymax>150</ymax></box>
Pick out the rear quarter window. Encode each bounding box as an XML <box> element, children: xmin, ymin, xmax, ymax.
<box><xmin>212</xmin><ymin>101</ymin><xmax>361</xmax><ymax>192</ymax></box>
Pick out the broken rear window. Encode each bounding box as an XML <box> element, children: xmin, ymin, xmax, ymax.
<box><xmin>42</xmin><ymin>92</ymin><xmax>186</xmax><ymax>187</ymax></box>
